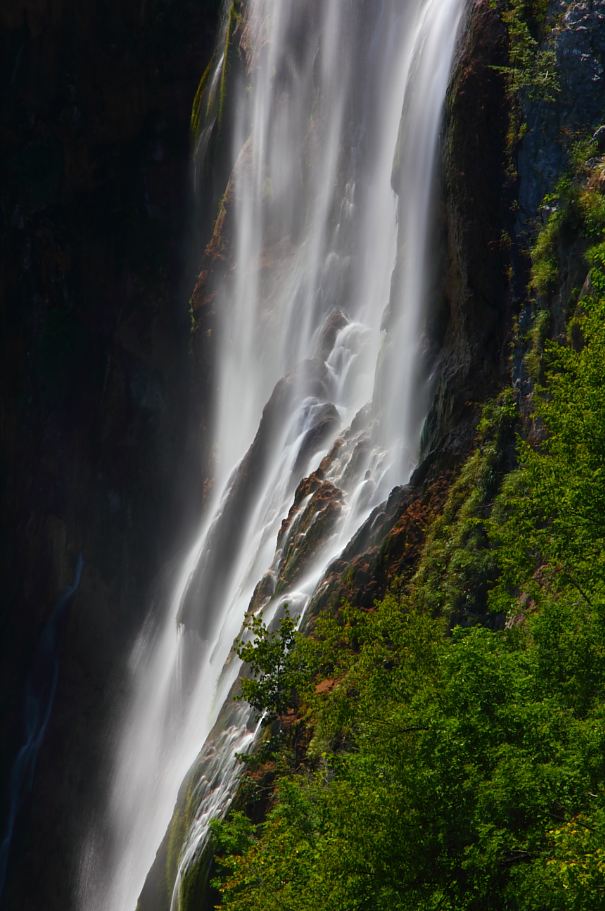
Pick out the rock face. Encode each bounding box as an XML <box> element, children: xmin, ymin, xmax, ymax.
<box><xmin>0</xmin><ymin>2</ymin><xmax>220</xmax><ymax>909</ymax></box>
<box><xmin>423</xmin><ymin>0</ymin><xmax>511</xmax><ymax>460</ymax></box>
<box><xmin>518</xmin><ymin>0</ymin><xmax>605</xmax><ymax>222</ymax></box>
<box><xmin>307</xmin><ymin>469</ymin><xmax>453</xmax><ymax>621</ymax></box>
<box><xmin>512</xmin><ymin>0</ymin><xmax>605</xmax><ymax>381</ymax></box>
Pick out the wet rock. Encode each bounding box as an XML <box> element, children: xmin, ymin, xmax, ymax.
<box><xmin>423</xmin><ymin>0</ymin><xmax>511</xmax><ymax>461</ymax></box>
<box><xmin>248</xmin><ymin>571</ymin><xmax>277</xmax><ymax>614</ymax></box>
<box><xmin>178</xmin><ymin>360</ymin><xmax>331</xmax><ymax>635</ymax></box>
<box><xmin>314</xmin><ymin>308</ymin><xmax>349</xmax><ymax>361</ymax></box>
<box><xmin>593</xmin><ymin>124</ymin><xmax>605</xmax><ymax>151</ymax></box>
<box><xmin>291</xmin><ymin>403</ymin><xmax>340</xmax><ymax>477</ymax></box>
<box><xmin>307</xmin><ymin>463</ymin><xmax>453</xmax><ymax>621</ymax></box>
<box><xmin>275</xmin><ymin>480</ymin><xmax>344</xmax><ymax>592</ymax></box>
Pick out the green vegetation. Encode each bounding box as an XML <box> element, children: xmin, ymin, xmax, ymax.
<box><xmin>492</xmin><ymin>0</ymin><xmax>559</xmax><ymax>166</ymax></box>
<box><xmin>496</xmin><ymin>0</ymin><xmax>558</xmax><ymax>103</ymax></box>
<box><xmin>202</xmin><ymin>155</ymin><xmax>605</xmax><ymax>911</ymax></box>
<box><xmin>530</xmin><ymin>143</ymin><xmax>605</xmax><ymax>300</ymax></box>
<box><xmin>235</xmin><ymin>610</ymin><xmax>300</xmax><ymax>719</ymax></box>
<box><xmin>412</xmin><ymin>392</ymin><xmax>516</xmax><ymax>624</ymax></box>
<box><xmin>523</xmin><ymin>306</ymin><xmax>550</xmax><ymax>382</ymax></box>
<box><xmin>492</xmin><ymin>250</ymin><xmax>605</xmax><ymax>612</ymax></box>
<box><xmin>213</xmin><ymin>593</ymin><xmax>605</xmax><ymax>909</ymax></box>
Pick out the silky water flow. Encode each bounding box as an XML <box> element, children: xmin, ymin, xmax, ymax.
<box><xmin>78</xmin><ymin>1</ymin><xmax>466</xmax><ymax>908</ymax></box>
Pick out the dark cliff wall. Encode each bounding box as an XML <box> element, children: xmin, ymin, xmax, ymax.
<box><xmin>427</xmin><ymin>0</ymin><xmax>511</xmax><ymax>458</ymax></box>
<box><xmin>0</xmin><ymin>2</ymin><xmax>220</xmax><ymax>908</ymax></box>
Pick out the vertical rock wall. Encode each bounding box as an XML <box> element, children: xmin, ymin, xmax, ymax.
<box><xmin>0</xmin><ymin>2</ymin><xmax>220</xmax><ymax>909</ymax></box>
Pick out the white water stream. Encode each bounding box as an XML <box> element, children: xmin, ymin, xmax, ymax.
<box><xmin>78</xmin><ymin>1</ymin><xmax>466</xmax><ymax>908</ymax></box>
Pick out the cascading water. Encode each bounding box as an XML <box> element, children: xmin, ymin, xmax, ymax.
<box><xmin>78</xmin><ymin>1</ymin><xmax>466</xmax><ymax>909</ymax></box>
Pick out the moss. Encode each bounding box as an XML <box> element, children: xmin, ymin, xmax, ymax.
<box><xmin>166</xmin><ymin>806</ymin><xmax>188</xmax><ymax>901</ymax></box>
<box><xmin>411</xmin><ymin>392</ymin><xmax>517</xmax><ymax>623</ymax></box>
<box><xmin>523</xmin><ymin>306</ymin><xmax>550</xmax><ymax>382</ymax></box>
<box><xmin>531</xmin><ymin>205</ymin><xmax>563</xmax><ymax>297</ymax></box>
<box><xmin>160</xmin><ymin>773</ymin><xmax>207</xmax><ymax>909</ymax></box>
<box><xmin>586</xmin><ymin>241</ymin><xmax>605</xmax><ymax>295</ymax></box>
<box><xmin>218</xmin><ymin>2</ymin><xmax>238</xmax><ymax>125</ymax></box>
<box><xmin>491</xmin><ymin>0</ymin><xmax>560</xmax><ymax>169</ymax></box>
<box><xmin>191</xmin><ymin>59</ymin><xmax>214</xmax><ymax>138</ymax></box>
<box><xmin>530</xmin><ymin>149</ymin><xmax>605</xmax><ymax>304</ymax></box>
<box><xmin>175</xmin><ymin>841</ymin><xmax>217</xmax><ymax>911</ymax></box>
<box><xmin>190</xmin><ymin>0</ymin><xmax>241</xmax><ymax>140</ymax></box>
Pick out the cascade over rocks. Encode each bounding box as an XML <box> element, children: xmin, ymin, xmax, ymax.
<box><xmin>178</xmin><ymin>360</ymin><xmax>334</xmax><ymax>636</ymax></box>
<box><xmin>305</xmin><ymin>0</ymin><xmax>513</xmax><ymax>622</ymax></box>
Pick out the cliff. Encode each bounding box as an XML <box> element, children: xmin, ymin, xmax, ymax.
<box><xmin>0</xmin><ymin>2</ymin><xmax>220</xmax><ymax>908</ymax></box>
<box><xmin>4</xmin><ymin>0</ymin><xmax>605</xmax><ymax>909</ymax></box>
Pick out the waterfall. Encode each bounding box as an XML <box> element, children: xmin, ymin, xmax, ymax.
<box><xmin>78</xmin><ymin>1</ymin><xmax>466</xmax><ymax>909</ymax></box>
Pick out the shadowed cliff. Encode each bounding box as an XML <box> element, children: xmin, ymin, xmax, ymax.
<box><xmin>0</xmin><ymin>2</ymin><xmax>220</xmax><ymax>908</ymax></box>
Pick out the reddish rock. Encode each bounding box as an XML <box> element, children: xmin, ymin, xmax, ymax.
<box><xmin>314</xmin><ymin>678</ymin><xmax>338</xmax><ymax>695</ymax></box>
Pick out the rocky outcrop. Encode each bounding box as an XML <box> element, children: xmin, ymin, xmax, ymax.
<box><xmin>307</xmin><ymin>466</ymin><xmax>454</xmax><ymax>621</ymax></box>
<box><xmin>518</xmin><ymin>0</ymin><xmax>605</xmax><ymax>222</ymax></box>
<box><xmin>513</xmin><ymin>0</ymin><xmax>605</xmax><ymax>352</ymax></box>
<box><xmin>276</xmin><ymin>476</ymin><xmax>344</xmax><ymax>592</ymax></box>
<box><xmin>0</xmin><ymin>2</ymin><xmax>220</xmax><ymax>909</ymax></box>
